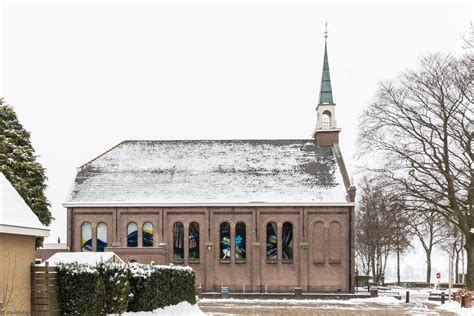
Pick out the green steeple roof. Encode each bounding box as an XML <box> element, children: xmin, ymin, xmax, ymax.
<box><xmin>319</xmin><ymin>38</ymin><xmax>334</xmax><ymax>104</ymax></box>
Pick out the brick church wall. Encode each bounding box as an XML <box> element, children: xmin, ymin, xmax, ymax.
<box><xmin>67</xmin><ymin>206</ymin><xmax>353</xmax><ymax>292</ymax></box>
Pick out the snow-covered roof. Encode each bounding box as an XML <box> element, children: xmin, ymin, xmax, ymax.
<box><xmin>0</xmin><ymin>172</ymin><xmax>49</xmax><ymax>237</ymax></box>
<box><xmin>64</xmin><ymin>140</ymin><xmax>351</xmax><ymax>206</ymax></box>
<box><xmin>43</xmin><ymin>252</ymin><xmax>123</xmax><ymax>266</ymax></box>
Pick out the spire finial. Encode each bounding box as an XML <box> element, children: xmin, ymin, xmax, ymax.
<box><xmin>324</xmin><ymin>22</ymin><xmax>328</xmax><ymax>40</ymax></box>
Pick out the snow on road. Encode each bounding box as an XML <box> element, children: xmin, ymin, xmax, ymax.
<box><xmin>198</xmin><ymin>294</ymin><xmax>474</xmax><ymax>315</ymax></box>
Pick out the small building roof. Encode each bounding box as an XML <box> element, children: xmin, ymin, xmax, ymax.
<box><xmin>0</xmin><ymin>172</ymin><xmax>49</xmax><ymax>237</ymax></box>
<box><xmin>43</xmin><ymin>252</ymin><xmax>123</xmax><ymax>266</ymax></box>
<box><xmin>64</xmin><ymin>140</ymin><xmax>351</xmax><ymax>206</ymax></box>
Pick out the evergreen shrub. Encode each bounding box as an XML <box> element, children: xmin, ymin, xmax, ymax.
<box><xmin>128</xmin><ymin>263</ymin><xmax>196</xmax><ymax>311</ymax></box>
<box><xmin>56</xmin><ymin>262</ymin><xmax>196</xmax><ymax>314</ymax></box>
<box><xmin>56</xmin><ymin>263</ymin><xmax>100</xmax><ymax>315</ymax></box>
<box><xmin>97</xmin><ymin>262</ymin><xmax>131</xmax><ymax>314</ymax></box>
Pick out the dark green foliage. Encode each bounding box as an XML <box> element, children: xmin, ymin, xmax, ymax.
<box><xmin>128</xmin><ymin>264</ymin><xmax>196</xmax><ymax>312</ymax></box>
<box><xmin>0</xmin><ymin>99</ymin><xmax>52</xmax><ymax>247</ymax></box>
<box><xmin>56</xmin><ymin>263</ymin><xmax>100</xmax><ymax>315</ymax></box>
<box><xmin>56</xmin><ymin>262</ymin><xmax>196</xmax><ymax>314</ymax></box>
<box><xmin>128</xmin><ymin>265</ymin><xmax>161</xmax><ymax>312</ymax></box>
<box><xmin>165</xmin><ymin>267</ymin><xmax>196</xmax><ymax>306</ymax></box>
<box><xmin>96</xmin><ymin>262</ymin><xmax>131</xmax><ymax>314</ymax></box>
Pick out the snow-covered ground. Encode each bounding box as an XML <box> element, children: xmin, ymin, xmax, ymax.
<box><xmin>119</xmin><ymin>290</ymin><xmax>474</xmax><ymax>315</ymax></box>
<box><xmin>434</xmin><ymin>301</ymin><xmax>474</xmax><ymax>316</ymax></box>
<box><xmin>122</xmin><ymin>302</ymin><xmax>205</xmax><ymax>316</ymax></box>
<box><xmin>199</xmin><ymin>294</ymin><xmax>474</xmax><ymax>315</ymax></box>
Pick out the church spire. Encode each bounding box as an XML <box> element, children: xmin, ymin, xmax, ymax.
<box><xmin>313</xmin><ymin>23</ymin><xmax>341</xmax><ymax>147</ymax></box>
<box><xmin>319</xmin><ymin>23</ymin><xmax>334</xmax><ymax>104</ymax></box>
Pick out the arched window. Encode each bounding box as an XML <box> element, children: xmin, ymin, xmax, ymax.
<box><xmin>282</xmin><ymin>222</ymin><xmax>293</xmax><ymax>262</ymax></box>
<box><xmin>97</xmin><ymin>223</ymin><xmax>107</xmax><ymax>252</ymax></box>
<box><xmin>322</xmin><ymin>111</ymin><xmax>331</xmax><ymax>129</ymax></box>
<box><xmin>219</xmin><ymin>222</ymin><xmax>231</xmax><ymax>262</ymax></box>
<box><xmin>173</xmin><ymin>222</ymin><xmax>184</xmax><ymax>261</ymax></box>
<box><xmin>127</xmin><ymin>222</ymin><xmax>138</xmax><ymax>247</ymax></box>
<box><xmin>266</xmin><ymin>222</ymin><xmax>278</xmax><ymax>262</ymax></box>
<box><xmin>235</xmin><ymin>222</ymin><xmax>246</xmax><ymax>261</ymax></box>
<box><xmin>81</xmin><ymin>222</ymin><xmax>92</xmax><ymax>252</ymax></box>
<box><xmin>143</xmin><ymin>222</ymin><xmax>153</xmax><ymax>247</ymax></box>
<box><xmin>189</xmin><ymin>222</ymin><xmax>200</xmax><ymax>261</ymax></box>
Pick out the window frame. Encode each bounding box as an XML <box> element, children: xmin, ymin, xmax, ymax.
<box><xmin>188</xmin><ymin>222</ymin><xmax>200</xmax><ymax>263</ymax></box>
<box><xmin>96</xmin><ymin>222</ymin><xmax>108</xmax><ymax>252</ymax></box>
<box><xmin>172</xmin><ymin>222</ymin><xmax>185</xmax><ymax>263</ymax></box>
<box><xmin>235</xmin><ymin>222</ymin><xmax>247</xmax><ymax>263</ymax></box>
<box><xmin>142</xmin><ymin>222</ymin><xmax>154</xmax><ymax>247</ymax></box>
<box><xmin>127</xmin><ymin>222</ymin><xmax>138</xmax><ymax>247</ymax></box>
<box><xmin>219</xmin><ymin>222</ymin><xmax>232</xmax><ymax>264</ymax></box>
<box><xmin>81</xmin><ymin>222</ymin><xmax>92</xmax><ymax>252</ymax></box>
<box><xmin>282</xmin><ymin>222</ymin><xmax>294</xmax><ymax>264</ymax></box>
<box><xmin>266</xmin><ymin>221</ymin><xmax>278</xmax><ymax>263</ymax></box>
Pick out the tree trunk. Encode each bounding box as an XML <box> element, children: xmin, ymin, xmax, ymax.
<box><xmin>397</xmin><ymin>246</ymin><xmax>401</xmax><ymax>286</ymax></box>
<box><xmin>465</xmin><ymin>235</ymin><xmax>474</xmax><ymax>288</ymax></box>
<box><xmin>426</xmin><ymin>252</ymin><xmax>432</xmax><ymax>284</ymax></box>
<box><xmin>455</xmin><ymin>250</ymin><xmax>460</xmax><ymax>284</ymax></box>
<box><xmin>371</xmin><ymin>254</ymin><xmax>376</xmax><ymax>283</ymax></box>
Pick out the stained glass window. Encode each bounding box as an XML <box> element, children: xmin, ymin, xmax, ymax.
<box><xmin>96</xmin><ymin>223</ymin><xmax>107</xmax><ymax>252</ymax></box>
<box><xmin>143</xmin><ymin>222</ymin><xmax>153</xmax><ymax>247</ymax></box>
<box><xmin>235</xmin><ymin>222</ymin><xmax>246</xmax><ymax>261</ymax></box>
<box><xmin>220</xmin><ymin>222</ymin><xmax>231</xmax><ymax>262</ymax></box>
<box><xmin>81</xmin><ymin>222</ymin><xmax>92</xmax><ymax>252</ymax></box>
<box><xmin>266</xmin><ymin>222</ymin><xmax>278</xmax><ymax>262</ymax></box>
<box><xmin>189</xmin><ymin>222</ymin><xmax>200</xmax><ymax>261</ymax></box>
<box><xmin>127</xmin><ymin>222</ymin><xmax>138</xmax><ymax>247</ymax></box>
<box><xmin>282</xmin><ymin>222</ymin><xmax>293</xmax><ymax>262</ymax></box>
<box><xmin>173</xmin><ymin>222</ymin><xmax>184</xmax><ymax>261</ymax></box>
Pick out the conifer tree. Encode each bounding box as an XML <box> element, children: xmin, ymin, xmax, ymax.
<box><xmin>0</xmin><ymin>99</ymin><xmax>52</xmax><ymax>246</ymax></box>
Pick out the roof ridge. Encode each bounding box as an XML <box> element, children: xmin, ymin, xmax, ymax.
<box><xmin>121</xmin><ymin>139</ymin><xmax>316</xmax><ymax>142</ymax></box>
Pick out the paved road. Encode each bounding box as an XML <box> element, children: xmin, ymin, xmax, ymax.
<box><xmin>198</xmin><ymin>298</ymin><xmax>457</xmax><ymax>315</ymax></box>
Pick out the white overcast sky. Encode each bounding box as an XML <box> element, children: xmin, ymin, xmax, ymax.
<box><xmin>1</xmin><ymin>0</ymin><xmax>472</xmax><ymax>281</ymax></box>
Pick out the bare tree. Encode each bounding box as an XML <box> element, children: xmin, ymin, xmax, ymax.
<box><xmin>357</xmin><ymin>52</ymin><xmax>473</xmax><ymax>286</ymax></box>
<box><xmin>445</xmin><ymin>224</ymin><xmax>466</xmax><ymax>283</ymax></box>
<box><xmin>406</xmin><ymin>208</ymin><xmax>449</xmax><ymax>283</ymax></box>
<box><xmin>356</xmin><ymin>177</ymin><xmax>411</xmax><ymax>284</ymax></box>
<box><xmin>392</xmin><ymin>208</ymin><xmax>412</xmax><ymax>286</ymax></box>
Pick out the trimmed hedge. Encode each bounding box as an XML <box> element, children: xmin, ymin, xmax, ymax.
<box><xmin>56</xmin><ymin>263</ymin><xmax>100</xmax><ymax>315</ymax></box>
<box><xmin>97</xmin><ymin>262</ymin><xmax>130</xmax><ymax>314</ymax></box>
<box><xmin>128</xmin><ymin>263</ymin><xmax>196</xmax><ymax>312</ymax></box>
<box><xmin>56</xmin><ymin>262</ymin><xmax>196</xmax><ymax>314</ymax></box>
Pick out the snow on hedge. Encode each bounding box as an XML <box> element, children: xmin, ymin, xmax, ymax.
<box><xmin>129</xmin><ymin>262</ymin><xmax>193</xmax><ymax>279</ymax></box>
<box><xmin>57</xmin><ymin>262</ymin><xmax>98</xmax><ymax>275</ymax></box>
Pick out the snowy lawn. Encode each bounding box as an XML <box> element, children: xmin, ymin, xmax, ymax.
<box><xmin>121</xmin><ymin>302</ymin><xmax>205</xmax><ymax>316</ymax></box>
<box><xmin>434</xmin><ymin>301</ymin><xmax>474</xmax><ymax>316</ymax></box>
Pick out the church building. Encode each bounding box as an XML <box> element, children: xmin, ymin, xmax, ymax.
<box><xmin>63</xmin><ymin>33</ymin><xmax>356</xmax><ymax>293</ymax></box>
